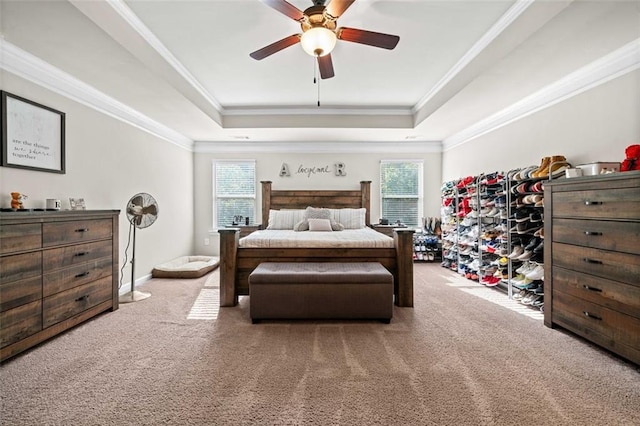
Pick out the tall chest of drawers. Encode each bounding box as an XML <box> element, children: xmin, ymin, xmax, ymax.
<box><xmin>0</xmin><ymin>210</ymin><xmax>119</xmax><ymax>362</ymax></box>
<box><xmin>544</xmin><ymin>172</ymin><xmax>639</xmax><ymax>365</ymax></box>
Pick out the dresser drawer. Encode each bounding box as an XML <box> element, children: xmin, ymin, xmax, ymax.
<box><xmin>0</xmin><ymin>300</ymin><xmax>42</xmax><ymax>348</ymax></box>
<box><xmin>0</xmin><ymin>276</ymin><xmax>42</xmax><ymax>313</ymax></box>
<box><xmin>552</xmin><ymin>218</ymin><xmax>640</xmax><ymax>255</ymax></box>
<box><xmin>551</xmin><ymin>187</ymin><xmax>640</xmax><ymax>220</ymax></box>
<box><xmin>552</xmin><ymin>242</ymin><xmax>640</xmax><ymax>286</ymax></box>
<box><xmin>0</xmin><ymin>251</ymin><xmax>42</xmax><ymax>283</ymax></box>
<box><xmin>43</xmin><ymin>219</ymin><xmax>112</xmax><ymax>247</ymax></box>
<box><xmin>552</xmin><ymin>266</ymin><xmax>640</xmax><ymax>318</ymax></box>
<box><xmin>43</xmin><ymin>276</ymin><xmax>113</xmax><ymax>328</ymax></box>
<box><xmin>552</xmin><ymin>290</ymin><xmax>640</xmax><ymax>361</ymax></box>
<box><xmin>0</xmin><ymin>223</ymin><xmax>41</xmax><ymax>254</ymax></box>
<box><xmin>43</xmin><ymin>240</ymin><xmax>113</xmax><ymax>271</ymax></box>
<box><xmin>43</xmin><ymin>257</ymin><xmax>113</xmax><ymax>297</ymax></box>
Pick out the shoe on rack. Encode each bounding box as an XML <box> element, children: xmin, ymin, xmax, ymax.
<box><xmin>532</xmin><ymin>240</ymin><xmax>544</xmax><ymax>254</ymax></box>
<box><xmin>516</xmin><ymin>250</ymin><xmax>533</xmax><ymax>261</ymax></box>
<box><xmin>535</xmin><ymin>155</ymin><xmax>568</xmax><ymax>178</ymax></box>
<box><xmin>531</xmin><ymin>157</ymin><xmax>551</xmax><ymax>179</ymax></box>
<box><xmin>529</xmin><ymin>251</ymin><xmax>544</xmax><ymax>263</ymax></box>
<box><xmin>529</xmin><ymin>181</ymin><xmax>544</xmax><ymax>193</ymax></box>
<box><xmin>507</xmin><ymin>245</ymin><xmax>524</xmax><ymax>259</ymax></box>
<box><xmin>513</xmin><ymin>290</ymin><xmax>527</xmax><ymax>300</ymax></box>
<box><xmin>529</xmin><ymin>212</ymin><xmax>543</xmax><ymax>223</ymax></box>
<box><xmin>533</xmin><ymin>227</ymin><xmax>545</xmax><ymax>238</ymax></box>
<box><xmin>524</xmin><ymin>237</ymin><xmax>541</xmax><ymax>251</ymax></box>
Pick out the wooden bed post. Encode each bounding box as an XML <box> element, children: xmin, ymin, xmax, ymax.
<box><xmin>218</xmin><ymin>228</ymin><xmax>240</xmax><ymax>307</ymax></box>
<box><xmin>360</xmin><ymin>181</ymin><xmax>371</xmax><ymax>225</ymax></box>
<box><xmin>394</xmin><ymin>229</ymin><xmax>414</xmax><ymax>307</ymax></box>
<box><xmin>261</xmin><ymin>181</ymin><xmax>272</xmax><ymax>227</ymax></box>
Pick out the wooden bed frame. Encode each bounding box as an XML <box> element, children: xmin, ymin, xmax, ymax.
<box><xmin>218</xmin><ymin>181</ymin><xmax>414</xmax><ymax>308</ymax></box>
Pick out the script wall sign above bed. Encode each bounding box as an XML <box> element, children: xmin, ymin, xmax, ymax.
<box><xmin>279</xmin><ymin>162</ymin><xmax>347</xmax><ymax>177</ymax></box>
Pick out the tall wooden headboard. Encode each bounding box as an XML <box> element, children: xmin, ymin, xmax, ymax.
<box><xmin>261</xmin><ymin>181</ymin><xmax>371</xmax><ymax>227</ymax></box>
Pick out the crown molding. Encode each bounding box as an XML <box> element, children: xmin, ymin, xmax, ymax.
<box><xmin>105</xmin><ymin>0</ymin><xmax>223</xmax><ymax>113</ymax></box>
<box><xmin>413</xmin><ymin>0</ymin><xmax>535</xmax><ymax>113</ymax></box>
<box><xmin>442</xmin><ymin>38</ymin><xmax>640</xmax><ymax>151</ymax></box>
<box><xmin>0</xmin><ymin>39</ymin><xmax>194</xmax><ymax>151</ymax></box>
<box><xmin>194</xmin><ymin>140</ymin><xmax>442</xmax><ymax>154</ymax></box>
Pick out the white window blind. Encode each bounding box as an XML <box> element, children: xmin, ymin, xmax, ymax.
<box><xmin>380</xmin><ymin>160</ymin><xmax>423</xmax><ymax>227</ymax></box>
<box><xmin>213</xmin><ymin>160</ymin><xmax>256</xmax><ymax>228</ymax></box>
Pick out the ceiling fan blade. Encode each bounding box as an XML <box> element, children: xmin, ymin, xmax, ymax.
<box><xmin>337</xmin><ymin>27</ymin><xmax>400</xmax><ymax>50</ymax></box>
<box><xmin>250</xmin><ymin>34</ymin><xmax>301</xmax><ymax>60</ymax></box>
<box><xmin>260</xmin><ymin>0</ymin><xmax>305</xmax><ymax>21</ymax></box>
<box><xmin>317</xmin><ymin>54</ymin><xmax>335</xmax><ymax>79</ymax></box>
<box><xmin>325</xmin><ymin>0</ymin><xmax>356</xmax><ymax>19</ymax></box>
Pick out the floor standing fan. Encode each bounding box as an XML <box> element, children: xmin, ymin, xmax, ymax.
<box><xmin>120</xmin><ymin>193</ymin><xmax>159</xmax><ymax>303</ymax></box>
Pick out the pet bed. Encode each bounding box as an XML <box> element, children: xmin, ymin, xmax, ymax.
<box><xmin>152</xmin><ymin>256</ymin><xmax>219</xmax><ymax>278</ymax></box>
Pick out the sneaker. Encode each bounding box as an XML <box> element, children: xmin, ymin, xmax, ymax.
<box><xmin>518</xmin><ymin>222</ymin><xmax>541</xmax><ymax>235</ymax></box>
<box><xmin>523</xmin><ymin>237</ymin><xmax>541</xmax><ymax>251</ymax></box>
<box><xmin>514</xmin><ymin>209</ymin><xmax>534</xmax><ymax>222</ymax></box>
<box><xmin>507</xmin><ymin>245</ymin><xmax>524</xmax><ymax>259</ymax></box>
<box><xmin>532</xmin><ymin>240</ymin><xmax>544</xmax><ymax>254</ymax></box>
<box><xmin>516</xmin><ymin>250</ymin><xmax>533</xmax><ymax>261</ymax></box>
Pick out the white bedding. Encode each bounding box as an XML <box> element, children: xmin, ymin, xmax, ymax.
<box><xmin>239</xmin><ymin>228</ymin><xmax>395</xmax><ymax>249</ymax></box>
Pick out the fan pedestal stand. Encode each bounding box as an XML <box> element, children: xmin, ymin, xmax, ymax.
<box><xmin>119</xmin><ymin>217</ymin><xmax>151</xmax><ymax>303</ymax></box>
<box><xmin>119</xmin><ymin>290</ymin><xmax>151</xmax><ymax>303</ymax></box>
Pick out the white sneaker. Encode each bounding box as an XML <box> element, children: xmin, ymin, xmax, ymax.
<box><xmin>525</xmin><ymin>265</ymin><xmax>544</xmax><ymax>280</ymax></box>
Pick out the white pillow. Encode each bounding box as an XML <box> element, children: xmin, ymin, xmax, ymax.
<box><xmin>308</xmin><ymin>218</ymin><xmax>333</xmax><ymax>232</ymax></box>
<box><xmin>329</xmin><ymin>208</ymin><xmax>366</xmax><ymax>229</ymax></box>
<box><xmin>266</xmin><ymin>209</ymin><xmax>305</xmax><ymax>230</ymax></box>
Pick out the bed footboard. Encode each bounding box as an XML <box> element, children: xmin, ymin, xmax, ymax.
<box><xmin>218</xmin><ymin>228</ymin><xmax>414</xmax><ymax>307</ymax></box>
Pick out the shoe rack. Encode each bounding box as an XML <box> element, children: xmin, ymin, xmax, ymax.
<box><xmin>440</xmin><ymin>156</ymin><xmax>570</xmax><ymax>310</ymax></box>
<box><xmin>476</xmin><ymin>172</ymin><xmax>508</xmax><ymax>287</ymax></box>
<box><xmin>413</xmin><ymin>217</ymin><xmax>442</xmax><ymax>262</ymax></box>
<box><xmin>440</xmin><ymin>179</ymin><xmax>461</xmax><ymax>272</ymax></box>
<box><xmin>505</xmin><ymin>155</ymin><xmax>571</xmax><ymax>312</ymax></box>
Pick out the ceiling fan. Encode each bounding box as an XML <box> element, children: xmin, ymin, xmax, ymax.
<box><xmin>250</xmin><ymin>0</ymin><xmax>400</xmax><ymax>79</ymax></box>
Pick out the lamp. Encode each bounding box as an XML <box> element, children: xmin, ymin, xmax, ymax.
<box><xmin>300</xmin><ymin>27</ymin><xmax>337</xmax><ymax>57</ymax></box>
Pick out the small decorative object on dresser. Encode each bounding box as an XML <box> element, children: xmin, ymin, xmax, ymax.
<box><xmin>10</xmin><ymin>192</ymin><xmax>27</xmax><ymax>209</ymax></box>
<box><xmin>544</xmin><ymin>171</ymin><xmax>640</xmax><ymax>365</ymax></box>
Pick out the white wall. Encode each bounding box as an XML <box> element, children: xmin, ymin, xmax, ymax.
<box><xmin>0</xmin><ymin>72</ymin><xmax>195</xmax><ymax>287</ymax></box>
<box><xmin>193</xmin><ymin>150</ymin><xmax>442</xmax><ymax>256</ymax></box>
<box><xmin>441</xmin><ymin>70</ymin><xmax>640</xmax><ymax>181</ymax></box>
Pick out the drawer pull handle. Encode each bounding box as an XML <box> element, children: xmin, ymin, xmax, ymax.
<box><xmin>583</xmin><ymin>285</ymin><xmax>602</xmax><ymax>292</ymax></box>
<box><xmin>75</xmin><ymin>295</ymin><xmax>89</xmax><ymax>302</ymax></box>
<box><xmin>75</xmin><ymin>271</ymin><xmax>90</xmax><ymax>278</ymax></box>
<box><xmin>584</xmin><ymin>231</ymin><xmax>602</xmax><ymax>236</ymax></box>
<box><xmin>75</xmin><ymin>228</ymin><xmax>89</xmax><ymax>232</ymax></box>
<box><xmin>583</xmin><ymin>258</ymin><xmax>602</xmax><ymax>265</ymax></box>
<box><xmin>583</xmin><ymin>311</ymin><xmax>602</xmax><ymax>321</ymax></box>
<box><xmin>74</xmin><ymin>251</ymin><xmax>90</xmax><ymax>257</ymax></box>
<box><xmin>584</xmin><ymin>201</ymin><xmax>602</xmax><ymax>206</ymax></box>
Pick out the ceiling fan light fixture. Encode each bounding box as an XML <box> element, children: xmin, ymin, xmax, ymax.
<box><xmin>301</xmin><ymin>26</ymin><xmax>337</xmax><ymax>57</ymax></box>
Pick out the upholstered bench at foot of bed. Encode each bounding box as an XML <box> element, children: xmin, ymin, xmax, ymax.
<box><xmin>152</xmin><ymin>256</ymin><xmax>220</xmax><ymax>279</ymax></box>
<box><xmin>249</xmin><ymin>262</ymin><xmax>393</xmax><ymax>323</ymax></box>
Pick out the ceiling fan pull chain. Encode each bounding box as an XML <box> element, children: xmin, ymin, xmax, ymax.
<box><xmin>317</xmin><ymin>71</ymin><xmax>321</xmax><ymax>107</ymax></box>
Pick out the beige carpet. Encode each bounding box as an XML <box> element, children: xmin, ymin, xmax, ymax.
<box><xmin>1</xmin><ymin>263</ymin><xmax>638</xmax><ymax>425</ymax></box>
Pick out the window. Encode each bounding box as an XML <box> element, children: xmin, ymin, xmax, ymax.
<box><xmin>380</xmin><ymin>160</ymin><xmax>423</xmax><ymax>227</ymax></box>
<box><xmin>213</xmin><ymin>160</ymin><xmax>256</xmax><ymax>228</ymax></box>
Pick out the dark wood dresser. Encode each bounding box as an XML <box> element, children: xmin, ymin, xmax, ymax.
<box><xmin>544</xmin><ymin>171</ymin><xmax>639</xmax><ymax>365</ymax></box>
<box><xmin>0</xmin><ymin>210</ymin><xmax>119</xmax><ymax>362</ymax></box>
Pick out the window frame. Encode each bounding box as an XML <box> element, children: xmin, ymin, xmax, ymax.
<box><xmin>212</xmin><ymin>159</ymin><xmax>256</xmax><ymax>230</ymax></box>
<box><xmin>379</xmin><ymin>159</ymin><xmax>424</xmax><ymax>227</ymax></box>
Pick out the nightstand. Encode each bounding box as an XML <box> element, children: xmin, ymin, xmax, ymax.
<box><xmin>227</xmin><ymin>224</ymin><xmax>262</xmax><ymax>238</ymax></box>
<box><xmin>371</xmin><ymin>224</ymin><xmax>407</xmax><ymax>237</ymax></box>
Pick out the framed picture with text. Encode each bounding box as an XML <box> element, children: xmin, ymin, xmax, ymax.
<box><xmin>1</xmin><ymin>91</ymin><xmax>66</xmax><ymax>174</ymax></box>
